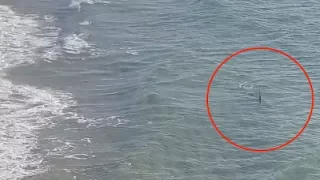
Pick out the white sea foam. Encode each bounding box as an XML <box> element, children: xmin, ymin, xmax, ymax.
<box><xmin>79</xmin><ymin>116</ymin><xmax>130</xmax><ymax>128</ymax></box>
<box><xmin>125</xmin><ymin>47</ymin><xmax>140</xmax><ymax>55</ymax></box>
<box><xmin>63</xmin><ymin>34</ymin><xmax>90</xmax><ymax>54</ymax></box>
<box><xmin>81</xmin><ymin>138</ymin><xmax>92</xmax><ymax>143</ymax></box>
<box><xmin>38</xmin><ymin>15</ymin><xmax>61</xmax><ymax>62</ymax></box>
<box><xmin>62</xmin><ymin>33</ymin><xmax>107</xmax><ymax>58</ymax></box>
<box><xmin>239</xmin><ymin>81</ymin><xmax>254</xmax><ymax>89</ymax></box>
<box><xmin>0</xmin><ymin>5</ymin><xmax>82</xmax><ymax>180</ymax></box>
<box><xmin>68</xmin><ymin>0</ymin><xmax>110</xmax><ymax>12</ymax></box>
<box><xmin>64</xmin><ymin>153</ymin><xmax>91</xmax><ymax>160</ymax></box>
<box><xmin>0</xmin><ymin>79</ymin><xmax>78</xmax><ymax>180</ymax></box>
<box><xmin>43</xmin><ymin>15</ymin><xmax>57</xmax><ymax>22</ymax></box>
<box><xmin>79</xmin><ymin>20</ymin><xmax>92</xmax><ymax>25</ymax></box>
<box><xmin>0</xmin><ymin>3</ymin><xmax>122</xmax><ymax>180</ymax></box>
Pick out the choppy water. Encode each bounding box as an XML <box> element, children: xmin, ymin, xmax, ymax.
<box><xmin>0</xmin><ymin>0</ymin><xmax>319</xmax><ymax>180</ymax></box>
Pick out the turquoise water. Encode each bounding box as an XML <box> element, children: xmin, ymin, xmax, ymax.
<box><xmin>0</xmin><ymin>0</ymin><xmax>319</xmax><ymax>179</ymax></box>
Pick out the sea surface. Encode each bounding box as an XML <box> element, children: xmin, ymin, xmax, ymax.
<box><xmin>0</xmin><ymin>0</ymin><xmax>319</xmax><ymax>180</ymax></box>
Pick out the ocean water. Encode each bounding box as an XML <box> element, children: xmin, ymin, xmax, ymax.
<box><xmin>0</xmin><ymin>0</ymin><xmax>319</xmax><ymax>180</ymax></box>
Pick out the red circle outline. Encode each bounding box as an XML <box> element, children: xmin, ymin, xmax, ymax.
<box><xmin>205</xmin><ymin>46</ymin><xmax>315</xmax><ymax>153</ymax></box>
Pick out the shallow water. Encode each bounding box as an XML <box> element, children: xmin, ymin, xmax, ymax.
<box><xmin>0</xmin><ymin>0</ymin><xmax>319</xmax><ymax>180</ymax></box>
